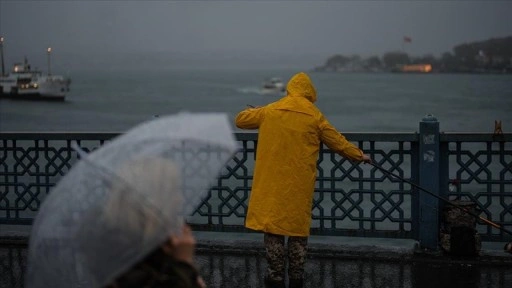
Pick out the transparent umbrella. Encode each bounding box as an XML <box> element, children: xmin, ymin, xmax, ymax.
<box><xmin>25</xmin><ymin>112</ymin><xmax>238</xmax><ymax>288</ymax></box>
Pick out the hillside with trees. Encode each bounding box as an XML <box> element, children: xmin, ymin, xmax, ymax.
<box><xmin>313</xmin><ymin>36</ymin><xmax>512</xmax><ymax>73</ymax></box>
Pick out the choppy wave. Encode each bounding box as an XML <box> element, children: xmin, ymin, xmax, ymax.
<box><xmin>236</xmin><ymin>86</ymin><xmax>283</xmax><ymax>96</ymax></box>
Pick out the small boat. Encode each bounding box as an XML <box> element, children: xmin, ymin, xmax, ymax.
<box><xmin>262</xmin><ymin>77</ymin><xmax>285</xmax><ymax>93</ymax></box>
<box><xmin>0</xmin><ymin>37</ymin><xmax>71</xmax><ymax>101</ymax></box>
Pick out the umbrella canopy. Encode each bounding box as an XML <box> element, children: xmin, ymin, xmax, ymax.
<box><xmin>25</xmin><ymin>112</ymin><xmax>238</xmax><ymax>288</ymax></box>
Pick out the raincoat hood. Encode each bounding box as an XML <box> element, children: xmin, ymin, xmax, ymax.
<box><xmin>286</xmin><ymin>72</ymin><xmax>317</xmax><ymax>103</ymax></box>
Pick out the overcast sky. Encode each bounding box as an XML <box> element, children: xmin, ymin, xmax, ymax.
<box><xmin>1</xmin><ymin>1</ymin><xmax>511</xmax><ymax>69</ymax></box>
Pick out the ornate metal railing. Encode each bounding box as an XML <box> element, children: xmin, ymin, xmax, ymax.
<box><xmin>440</xmin><ymin>133</ymin><xmax>512</xmax><ymax>241</ymax></box>
<box><xmin>1</xmin><ymin>129</ymin><xmax>511</xmax><ymax>243</ymax></box>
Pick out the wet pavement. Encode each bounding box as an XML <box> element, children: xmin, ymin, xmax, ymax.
<box><xmin>196</xmin><ymin>252</ymin><xmax>511</xmax><ymax>288</ymax></box>
<box><xmin>2</xmin><ymin>231</ymin><xmax>512</xmax><ymax>288</ymax></box>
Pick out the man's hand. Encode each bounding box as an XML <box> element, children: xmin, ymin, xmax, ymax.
<box><xmin>162</xmin><ymin>225</ymin><xmax>207</xmax><ymax>287</ymax></box>
<box><xmin>163</xmin><ymin>224</ymin><xmax>196</xmax><ymax>265</ymax></box>
<box><xmin>362</xmin><ymin>154</ymin><xmax>372</xmax><ymax>164</ymax></box>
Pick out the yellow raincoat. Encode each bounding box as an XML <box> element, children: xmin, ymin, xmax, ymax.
<box><xmin>235</xmin><ymin>72</ymin><xmax>364</xmax><ymax>236</ymax></box>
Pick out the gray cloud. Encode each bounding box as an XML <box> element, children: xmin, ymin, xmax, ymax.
<box><xmin>1</xmin><ymin>1</ymin><xmax>511</xmax><ymax>70</ymax></box>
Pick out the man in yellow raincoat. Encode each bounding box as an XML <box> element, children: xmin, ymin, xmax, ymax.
<box><xmin>235</xmin><ymin>72</ymin><xmax>371</xmax><ymax>288</ymax></box>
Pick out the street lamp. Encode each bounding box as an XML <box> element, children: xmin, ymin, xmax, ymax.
<box><xmin>0</xmin><ymin>37</ymin><xmax>5</xmax><ymax>76</ymax></box>
<box><xmin>47</xmin><ymin>47</ymin><xmax>52</xmax><ymax>75</ymax></box>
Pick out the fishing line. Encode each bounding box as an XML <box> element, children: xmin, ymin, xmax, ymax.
<box><xmin>368</xmin><ymin>162</ymin><xmax>512</xmax><ymax>237</ymax></box>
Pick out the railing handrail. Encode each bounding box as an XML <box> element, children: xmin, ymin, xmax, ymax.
<box><xmin>1</xmin><ymin>130</ymin><xmax>511</xmax><ymax>244</ymax></box>
<box><xmin>3</xmin><ymin>131</ymin><xmax>510</xmax><ymax>141</ymax></box>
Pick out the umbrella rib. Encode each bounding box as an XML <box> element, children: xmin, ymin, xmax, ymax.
<box><xmin>71</xmin><ymin>141</ymin><xmax>173</xmax><ymax>228</ymax></box>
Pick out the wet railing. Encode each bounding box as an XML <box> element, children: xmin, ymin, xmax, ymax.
<box><xmin>440</xmin><ymin>133</ymin><xmax>512</xmax><ymax>241</ymax></box>
<box><xmin>1</xmin><ymin>119</ymin><xmax>511</xmax><ymax>245</ymax></box>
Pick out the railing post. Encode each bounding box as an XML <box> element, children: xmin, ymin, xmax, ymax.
<box><xmin>418</xmin><ymin>114</ymin><xmax>440</xmax><ymax>250</ymax></box>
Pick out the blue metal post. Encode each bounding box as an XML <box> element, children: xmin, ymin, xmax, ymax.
<box><xmin>418</xmin><ymin>114</ymin><xmax>440</xmax><ymax>250</ymax></box>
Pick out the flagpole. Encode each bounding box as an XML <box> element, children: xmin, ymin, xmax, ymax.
<box><xmin>402</xmin><ymin>36</ymin><xmax>412</xmax><ymax>55</ymax></box>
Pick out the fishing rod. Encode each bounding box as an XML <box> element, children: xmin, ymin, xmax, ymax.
<box><xmin>368</xmin><ymin>162</ymin><xmax>512</xmax><ymax>237</ymax></box>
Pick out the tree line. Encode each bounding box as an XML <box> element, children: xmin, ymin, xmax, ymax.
<box><xmin>314</xmin><ymin>36</ymin><xmax>512</xmax><ymax>73</ymax></box>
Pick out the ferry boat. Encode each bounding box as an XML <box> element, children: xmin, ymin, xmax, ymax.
<box><xmin>0</xmin><ymin>37</ymin><xmax>70</xmax><ymax>101</ymax></box>
<box><xmin>262</xmin><ymin>77</ymin><xmax>285</xmax><ymax>93</ymax></box>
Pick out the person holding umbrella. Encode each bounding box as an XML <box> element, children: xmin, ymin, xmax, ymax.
<box><xmin>235</xmin><ymin>72</ymin><xmax>372</xmax><ymax>288</ymax></box>
<box><xmin>103</xmin><ymin>158</ymin><xmax>207</xmax><ymax>288</ymax></box>
<box><xmin>25</xmin><ymin>113</ymin><xmax>237</xmax><ymax>288</ymax></box>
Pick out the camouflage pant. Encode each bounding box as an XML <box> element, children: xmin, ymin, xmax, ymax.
<box><xmin>264</xmin><ymin>233</ymin><xmax>308</xmax><ymax>282</ymax></box>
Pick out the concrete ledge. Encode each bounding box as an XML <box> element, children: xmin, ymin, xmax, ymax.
<box><xmin>193</xmin><ymin>231</ymin><xmax>420</xmax><ymax>258</ymax></box>
<box><xmin>2</xmin><ymin>230</ymin><xmax>511</xmax><ymax>264</ymax></box>
<box><xmin>192</xmin><ymin>231</ymin><xmax>512</xmax><ymax>264</ymax></box>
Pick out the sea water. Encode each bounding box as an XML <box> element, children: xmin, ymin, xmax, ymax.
<box><xmin>1</xmin><ymin>68</ymin><xmax>511</xmax><ymax>133</ymax></box>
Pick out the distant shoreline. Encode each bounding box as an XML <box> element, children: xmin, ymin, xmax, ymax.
<box><xmin>313</xmin><ymin>35</ymin><xmax>512</xmax><ymax>76</ymax></box>
<box><xmin>311</xmin><ymin>68</ymin><xmax>512</xmax><ymax>75</ymax></box>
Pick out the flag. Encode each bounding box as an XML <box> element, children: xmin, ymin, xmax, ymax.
<box><xmin>403</xmin><ymin>36</ymin><xmax>412</xmax><ymax>43</ymax></box>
